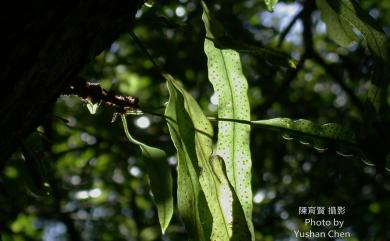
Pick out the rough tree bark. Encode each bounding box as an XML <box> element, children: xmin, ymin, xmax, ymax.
<box><xmin>0</xmin><ymin>0</ymin><xmax>142</xmax><ymax>168</ymax></box>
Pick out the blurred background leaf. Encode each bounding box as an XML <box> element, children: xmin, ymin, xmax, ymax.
<box><xmin>1</xmin><ymin>0</ymin><xmax>390</xmax><ymax>240</ymax></box>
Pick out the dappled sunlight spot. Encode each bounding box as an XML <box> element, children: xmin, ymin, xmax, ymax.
<box><xmin>253</xmin><ymin>190</ymin><xmax>265</xmax><ymax>204</ymax></box>
<box><xmin>168</xmin><ymin>155</ymin><xmax>177</xmax><ymax>165</ymax></box>
<box><xmin>109</xmin><ymin>42</ymin><xmax>120</xmax><ymax>53</ymax></box>
<box><xmin>280</xmin><ymin>211</ymin><xmax>289</xmax><ymax>220</ymax></box>
<box><xmin>259</xmin><ymin>2</ymin><xmax>303</xmax><ymax>44</ymax></box>
<box><xmin>330</xmin><ymin>83</ymin><xmax>342</xmax><ymax>95</ymax></box>
<box><xmin>210</xmin><ymin>92</ymin><xmax>218</xmax><ymax>105</ymax></box>
<box><xmin>282</xmin><ymin>175</ymin><xmax>292</xmax><ymax>184</ymax></box>
<box><xmin>113</xmin><ymin>169</ymin><xmax>125</xmax><ymax>184</ymax></box>
<box><xmin>43</xmin><ymin>222</ymin><xmax>67</xmax><ymax>241</ymax></box>
<box><xmin>91</xmin><ymin>207</ymin><xmax>107</xmax><ymax>219</ymax></box>
<box><xmin>89</xmin><ymin>157</ymin><xmax>97</xmax><ymax>166</ymax></box>
<box><xmin>75</xmin><ymin>190</ymin><xmax>89</xmax><ymax>200</ymax></box>
<box><xmin>80</xmin><ymin>132</ymin><xmax>97</xmax><ymax>145</ymax></box>
<box><xmin>267</xmin><ymin>190</ymin><xmax>276</xmax><ymax>199</ymax></box>
<box><xmin>62</xmin><ymin>202</ymin><xmax>77</xmax><ymax>213</ymax></box>
<box><xmin>284</xmin><ymin>220</ymin><xmax>299</xmax><ymax>231</ymax></box>
<box><xmin>315</xmin><ymin>18</ymin><xmax>327</xmax><ymax>34</ymax></box>
<box><xmin>304</xmin><ymin>73</ymin><xmax>313</xmax><ymax>82</ymax></box>
<box><xmin>164</xmin><ymin>29</ymin><xmax>174</xmax><ymax>39</ymax></box>
<box><xmin>70</xmin><ymin>175</ymin><xmax>81</xmax><ymax>185</ymax></box>
<box><xmin>164</xmin><ymin>8</ymin><xmax>174</xmax><ymax>18</ymax></box>
<box><xmin>89</xmin><ymin>188</ymin><xmax>102</xmax><ymax>198</ymax></box>
<box><xmin>334</xmin><ymin>95</ymin><xmax>347</xmax><ymax>108</ymax></box>
<box><xmin>135</xmin><ymin>9</ymin><xmax>144</xmax><ymax>19</ymax></box>
<box><xmin>186</xmin><ymin>2</ymin><xmax>196</xmax><ymax>11</ymax></box>
<box><xmin>208</xmin><ymin>103</ymin><xmax>218</xmax><ymax>112</ymax></box>
<box><xmin>369</xmin><ymin>8</ymin><xmax>380</xmax><ymax>19</ymax></box>
<box><xmin>127</xmin><ymin>157</ymin><xmax>137</xmax><ymax>165</ymax></box>
<box><xmin>75</xmin><ymin>188</ymin><xmax>102</xmax><ymax>199</ymax></box>
<box><xmin>262</xmin><ymin>172</ymin><xmax>274</xmax><ymax>182</ymax></box>
<box><xmin>119</xmin><ymin>224</ymin><xmax>131</xmax><ymax>237</ymax></box>
<box><xmin>324</xmin><ymin>52</ymin><xmax>340</xmax><ymax>62</ymax></box>
<box><xmin>75</xmin><ymin>209</ymin><xmax>89</xmax><ymax>220</ymax></box>
<box><xmin>129</xmin><ymin>166</ymin><xmax>142</xmax><ymax>178</ymax></box>
<box><xmin>313</xmin><ymin>83</ymin><xmax>325</xmax><ymax>93</ymax></box>
<box><xmin>175</xmin><ymin>6</ymin><xmax>186</xmax><ymax>17</ymax></box>
<box><xmin>66</xmin><ymin>117</ymin><xmax>77</xmax><ymax>127</ymax></box>
<box><xmin>135</xmin><ymin>116</ymin><xmax>151</xmax><ymax>129</ymax></box>
<box><xmin>115</xmin><ymin>64</ymin><xmax>127</xmax><ymax>73</ymax></box>
<box><xmin>302</xmin><ymin>162</ymin><xmax>312</xmax><ymax>172</ymax></box>
<box><xmin>105</xmin><ymin>52</ymin><xmax>115</xmax><ymax>63</ymax></box>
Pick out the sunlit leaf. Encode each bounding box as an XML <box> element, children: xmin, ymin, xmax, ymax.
<box><xmin>144</xmin><ymin>0</ymin><xmax>154</xmax><ymax>8</ymax></box>
<box><xmin>165</xmin><ymin>74</ymin><xmax>251</xmax><ymax>240</ymax></box>
<box><xmin>164</xmin><ymin>75</ymin><xmax>212</xmax><ymax>241</ymax></box>
<box><xmin>209</xmin><ymin>155</ymin><xmax>252</xmax><ymax>241</ymax></box>
<box><xmin>202</xmin><ymin>2</ymin><xmax>295</xmax><ymax>69</ymax></box>
<box><xmin>86</xmin><ymin>101</ymin><xmax>99</xmax><ymax>115</ymax></box>
<box><xmin>203</xmin><ymin>3</ymin><xmax>255</xmax><ymax>240</ymax></box>
<box><xmin>121</xmin><ymin>115</ymin><xmax>173</xmax><ymax>234</ymax></box>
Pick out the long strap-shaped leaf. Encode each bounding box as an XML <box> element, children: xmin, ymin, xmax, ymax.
<box><xmin>209</xmin><ymin>116</ymin><xmax>364</xmax><ymax>158</ymax></box>
<box><xmin>202</xmin><ymin>3</ymin><xmax>255</xmax><ymax>240</ymax></box>
<box><xmin>164</xmin><ymin>74</ymin><xmax>251</xmax><ymax>240</ymax></box>
<box><xmin>252</xmin><ymin>118</ymin><xmax>361</xmax><ymax>156</ymax></box>
<box><xmin>121</xmin><ymin>115</ymin><xmax>173</xmax><ymax>234</ymax></box>
<box><xmin>164</xmin><ymin>76</ymin><xmax>212</xmax><ymax>241</ymax></box>
<box><xmin>203</xmin><ymin>12</ymin><xmax>295</xmax><ymax>69</ymax></box>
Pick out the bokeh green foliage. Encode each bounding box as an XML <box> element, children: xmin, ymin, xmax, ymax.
<box><xmin>1</xmin><ymin>0</ymin><xmax>390</xmax><ymax>240</ymax></box>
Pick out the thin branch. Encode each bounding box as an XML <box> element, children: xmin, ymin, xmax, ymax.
<box><xmin>277</xmin><ymin>9</ymin><xmax>303</xmax><ymax>47</ymax></box>
<box><xmin>62</xmin><ymin>77</ymin><xmax>139</xmax><ymax>113</ymax></box>
<box><xmin>301</xmin><ymin>0</ymin><xmax>316</xmax><ymax>56</ymax></box>
<box><xmin>128</xmin><ymin>31</ymin><xmax>163</xmax><ymax>75</ymax></box>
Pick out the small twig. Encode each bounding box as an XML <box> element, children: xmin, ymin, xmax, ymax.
<box><xmin>128</xmin><ymin>31</ymin><xmax>163</xmax><ymax>75</ymax></box>
<box><xmin>277</xmin><ymin>9</ymin><xmax>303</xmax><ymax>47</ymax></box>
<box><xmin>62</xmin><ymin>77</ymin><xmax>139</xmax><ymax>113</ymax></box>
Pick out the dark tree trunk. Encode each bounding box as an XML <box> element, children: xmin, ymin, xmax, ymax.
<box><xmin>0</xmin><ymin>0</ymin><xmax>142</xmax><ymax>167</ymax></box>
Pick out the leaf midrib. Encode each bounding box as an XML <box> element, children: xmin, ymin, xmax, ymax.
<box><xmin>219</xmin><ymin>49</ymin><xmax>239</xmax><ymax>190</ymax></box>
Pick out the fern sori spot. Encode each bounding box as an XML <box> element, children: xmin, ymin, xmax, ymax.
<box><xmin>203</xmin><ymin>3</ymin><xmax>255</xmax><ymax>240</ymax></box>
